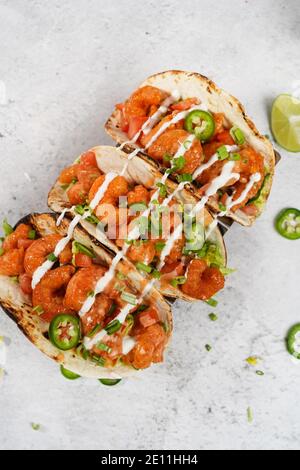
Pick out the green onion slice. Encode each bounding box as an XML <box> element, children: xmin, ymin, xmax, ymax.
<box><xmin>47</xmin><ymin>253</ymin><xmax>58</xmax><ymax>262</ymax></box>
<box><xmin>105</xmin><ymin>320</ymin><xmax>122</xmax><ymax>335</ymax></box>
<box><xmin>28</xmin><ymin>230</ymin><xmax>36</xmax><ymax>240</ymax></box>
<box><xmin>217</xmin><ymin>145</ymin><xmax>229</xmax><ymax>161</ymax></box>
<box><xmin>230</xmin><ymin>127</ymin><xmax>246</xmax><ymax>145</ymax></box>
<box><xmin>121</xmin><ymin>292</ymin><xmax>138</xmax><ymax>305</ymax></box>
<box><xmin>205</xmin><ymin>298</ymin><xmax>218</xmax><ymax>307</ymax></box>
<box><xmin>170</xmin><ymin>276</ymin><xmax>186</xmax><ymax>287</ymax></box>
<box><xmin>73</xmin><ymin>241</ymin><xmax>95</xmax><ymax>258</ymax></box>
<box><xmin>136</xmin><ymin>262</ymin><xmax>153</xmax><ymax>274</ymax></box>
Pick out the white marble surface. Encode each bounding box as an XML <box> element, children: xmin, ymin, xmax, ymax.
<box><xmin>0</xmin><ymin>0</ymin><xmax>300</xmax><ymax>451</ymax></box>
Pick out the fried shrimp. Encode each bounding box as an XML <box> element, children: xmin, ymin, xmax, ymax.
<box><xmin>64</xmin><ymin>266</ymin><xmax>112</xmax><ymax>335</ymax></box>
<box><xmin>182</xmin><ymin>259</ymin><xmax>225</xmax><ymax>300</ymax></box>
<box><xmin>0</xmin><ymin>248</ymin><xmax>25</xmax><ymax>276</ymax></box>
<box><xmin>64</xmin><ymin>266</ymin><xmax>107</xmax><ymax>311</ymax></box>
<box><xmin>127</xmin><ymin>241</ymin><xmax>156</xmax><ymax>265</ymax></box>
<box><xmin>145</xmin><ymin>129</ymin><xmax>203</xmax><ymax>174</ymax></box>
<box><xmin>24</xmin><ymin>235</ymin><xmax>72</xmax><ymax>276</ymax></box>
<box><xmin>32</xmin><ymin>265</ymin><xmax>75</xmax><ymax>322</ymax></box>
<box><xmin>2</xmin><ymin>224</ymin><xmax>31</xmax><ymax>251</ymax></box>
<box><xmin>127</xmin><ymin>185</ymin><xmax>151</xmax><ymax>206</ymax></box>
<box><xmin>88</xmin><ymin>175</ymin><xmax>129</xmax><ymax>207</ymax></box>
<box><xmin>125</xmin><ymin>323</ymin><xmax>167</xmax><ymax>369</ymax></box>
<box><xmin>125</xmin><ymin>86</ymin><xmax>168</xmax><ymax>118</ymax></box>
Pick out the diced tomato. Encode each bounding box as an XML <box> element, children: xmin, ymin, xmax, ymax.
<box><xmin>116</xmin><ymin>103</ymin><xmax>129</xmax><ymax>133</ymax></box>
<box><xmin>67</xmin><ymin>182</ymin><xmax>88</xmax><ymax>205</ymax></box>
<box><xmin>171</xmin><ymin>98</ymin><xmax>198</xmax><ymax>111</ymax></box>
<box><xmin>128</xmin><ymin>116</ymin><xmax>148</xmax><ymax>140</ymax></box>
<box><xmin>75</xmin><ymin>253</ymin><xmax>93</xmax><ymax>268</ymax></box>
<box><xmin>19</xmin><ymin>273</ymin><xmax>32</xmax><ymax>295</ymax></box>
<box><xmin>77</xmin><ymin>166</ymin><xmax>102</xmax><ymax>192</ymax></box>
<box><xmin>80</xmin><ymin>151</ymin><xmax>97</xmax><ymax>167</ymax></box>
<box><xmin>240</xmin><ymin>204</ymin><xmax>259</xmax><ymax>216</ymax></box>
<box><xmin>138</xmin><ymin>307</ymin><xmax>159</xmax><ymax>328</ymax></box>
<box><xmin>17</xmin><ymin>239</ymin><xmax>34</xmax><ymax>250</ymax></box>
<box><xmin>216</xmin><ymin>130</ymin><xmax>235</xmax><ymax>145</ymax></box>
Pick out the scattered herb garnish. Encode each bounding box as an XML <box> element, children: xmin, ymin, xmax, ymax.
<box><xmin>205</xmin><ymin>344</ymin><xmax>212</xmax><ymax>352</ymax></box>
<box><xmin>247</xmin><ymin>407</ymin><xmax>253</xmax><ymax>424</ymax></box>
<box><xmin>31</xmin><ymin>423</ymin><xmax>41</xmax><ymax>431</ymax></box>
<box><xmin>105</xmin><ymin>319</ymin><xmax>122</xmax><ymax>336</ymax></box>
<box><xmin>209</xmin><ymin>313</ymin><xmax>218</xmax><ymax>322</ymax></box>
<box><xmin>205</xmin><ymin>298</ymin><xmax>218</xmax><ymax>308</ymax></box>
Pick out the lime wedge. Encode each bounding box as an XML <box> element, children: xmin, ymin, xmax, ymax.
<box><xmin>271</xmin><ymin>94</ymin><xmax>300</xmax><ymax>152</ymax></box>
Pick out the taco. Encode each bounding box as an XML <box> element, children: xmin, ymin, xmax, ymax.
<box><xmin>105</xmin><ymin>70</ymin><xmax>275</xmax><ymax>226</ymax></box>
<box><xmin>48</xmin><ymin>145</ymin><xmax>227</xmax><ymax>302</ymax></box>
<box><xmin>0</xmin><ymin>213</ymin><xmax>172</xmax><ymax>378</ymax></box>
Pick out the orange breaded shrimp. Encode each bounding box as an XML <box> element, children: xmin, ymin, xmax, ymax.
<box><xmin>145</xmin><ymin>129</ymin><xmax>204</xmax><ymax>174</ymax></box>
<box><xmin>2</xmin><ymin>224</ymin><xmax>31</xmax><ymax>252</ymax></box>
<box><xmin>127</xmin><ymin>241</ymin><xmax>156</xmax><ymax>265</ymax></box>
<box><xmin>88</xmin><ymin>175</ymin><xmax>129</xmax><ymax>207</ymax></box>
<box><xmin>32</xmin><ymin>265</ymin><xmax>76</xmax><ymax>322</ymax></box>
<box><xmin>0</xmin><ymin>248</ymin><xmax>25</xmax><ymax>276</ymax></box>
<box><xmin>127</xmin><ymin>185</ymin><xmax>151</xmax><ymax>206</ymax></box>
<box><xmin>125</xmin><ymin>324</ymin><xmax>167</xmax><ymax>369</ymax></box>
<box><xmin>164</xmin><ymin>237</ymin><xmax>185</xmax><ymax>265</ymax></box>
<box><xmin>125</xmin><ymin>86</ymin><xmax>169</xmax><ymax>118</ymax></box>
<box><xmin>59</xmin><ymin>164</ymin><xmax>81</xmax><ymax>185</ymax></box>
<box><xmin>64</xmin><ymin>266</ymin><xmax>113</xmax><ymax>335</ymax></box>
<box><xmin>182</xmin><ymin>259</ymin><xmax>225</xmax><ymax>300</ymax></box>
<box><xmin>64</xmin><ymin>266</ymin><xmax>107</xmax><ymax>312</ymax></box>
<box><xmin>24</xmin><ymin>235</ymin><xmax>72</xmax><ymax>276</ymax></box>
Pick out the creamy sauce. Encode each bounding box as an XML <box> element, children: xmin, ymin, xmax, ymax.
<box><xmin>191</xmin><ymin>162</ymin><xmax>240</xmax><ymax>218</ymax></box>
<box><xmin>144</xmin><ymin>105</ymin><xmax>207</xmax><ymax>151</ymax></box>
<box><xmin>192</xmin><ymin>145</ymin><xmax>239</xmax><ymax>180</ymax></box>
<box><xmin>157</xmin><ymin>223</ymin><xmax>183</xmax><ymax>271</ymax></box>
<box><xmin>119</xmin><ymin>90</ymin><xmax>180</xmax><ymax>149</ymax></box>
<box><xmin>122</xmin><ymin>337</ymin><xmax>136</xmax><ymax>355</ymax></box>
<box><xmin>56</xmin><ymin>208</ymin><xmax>70</xmax><ymax>226</ymax></box>
<box><xmin>89</xmin><ymin>172</ymin><xmax>118</xmax><ymax>210</ymax></box>
<box><xmin>205</xmin><ymin>172</ymin><xmax>262</xmax><ymax>238</ymax></box>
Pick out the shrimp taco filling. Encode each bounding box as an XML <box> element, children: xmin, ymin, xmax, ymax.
<box><xmin>0</xmin><ymin>217</ymin><xmax>170</xmax><ymax>371</ymax></box>
<box><xmin>110</xmin><ymin>83</ymin><xmax>271</xmax><ymax>219</ymax></box>
<box><xmin>56</xmin><ymin>148</ymin><xmax>227</xmax><ymax>301</ymax></box>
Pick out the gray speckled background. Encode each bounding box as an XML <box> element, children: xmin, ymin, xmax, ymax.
<box><xmin>0</xmin><ymin>0</ymin><xmax>300</xmax><ymax>451</ymax></box>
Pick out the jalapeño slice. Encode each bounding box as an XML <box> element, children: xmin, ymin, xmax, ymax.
<box><xmin>184</xmin><ymin>110</ymin><xmax>215</xmax><ymax>142</ymax></box>
<box><xmin>275</xmin><ymin>208</ymin><xmax>300</xmax><ymax>240</ymax></box>
<box><xmin>49</xmin><ymin>314</ymin><xmax>81</xmax><ymax>351</ymax></box>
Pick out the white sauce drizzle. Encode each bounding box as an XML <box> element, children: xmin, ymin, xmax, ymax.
<box><xmin>122</xmin><ymin>337</ymin><xmax>136</xmax><ymax>355</ymax></box>
<box><xmin>56</xmin><ymin>208</ymin><xmax>70</xmax><ymax>227</ymax></box>
<box><xmin>191</xmin><ymin>162</ymin><xmax>240</xmax><ymax>218</ymax></box>
<box><xmin>192</xmin><ymin>145</ymin><xmax>239</xmax><ymax>180</ymax></box>
<box><xmin>144</xmin><ymin>105</ymin><xmax>206</xmax><ymax>151</ymax></box>
<box><xmin>205</xmin><ymin>172</ymin><xmax>262</xmax><ymax>238</ymax></box>
<box><xmin>119</xmin><ymin>90</ymin><xmax>180</xmax><ymax>149</ymax></box>
<box><xmin>157</xmin><ymin>223</ymin><xmax>183</xmax><ymax>271</ymax></box>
